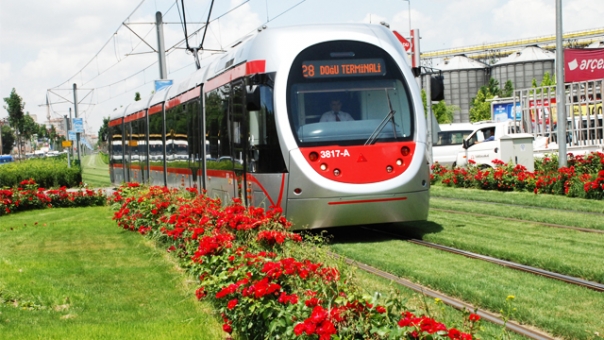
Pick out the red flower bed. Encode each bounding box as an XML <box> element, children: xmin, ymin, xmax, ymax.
<box><xmin>111</xmin><ymin>184</ymin><xmax>481</xmax><ymax>339</ymax></box>
<box><xmin>431</xmin><ymin>152</ymin><xmax>604</xmax><ymax>200</ymax></box>
<box><xmin>0</xmin><ymin>179</ymin><xmax>106</xmax><ymax>216</ymax></box>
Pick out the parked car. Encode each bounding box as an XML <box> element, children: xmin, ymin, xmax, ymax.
<box><xmin>432</xmin><ymin>123</ymin><xmax>475</xmax><ymax>168</ymax></box>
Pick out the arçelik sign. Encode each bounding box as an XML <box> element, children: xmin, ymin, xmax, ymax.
<box><xmin>564</xmin><ymin>48</ymin><xmax>604</xmax><ymax>83</ymax></box>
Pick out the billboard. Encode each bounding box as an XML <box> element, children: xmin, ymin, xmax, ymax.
<box><xmin>564</xmin><ymin>48</ymin><xmax>604</xmax><ymax>83</ymax></box>
<box><xmin>492</xmin><ymin>101</ymin><xmax>521</xmax><ymax>122</ymax></box>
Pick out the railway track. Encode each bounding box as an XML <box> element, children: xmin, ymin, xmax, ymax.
<box><xmin>361</xmin><ymin>226</ymin><xmax>604</xmax><ymax>292</ymax></box>
<box><xmin>329</xmin><ymin>252</ymin><xmax>555</xmax><ymax>340</ymax></box>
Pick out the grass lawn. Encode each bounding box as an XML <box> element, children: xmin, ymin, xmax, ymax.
<box><xmin>0</xmin><ymin>206</ymin><xmax>224</xmax><ymax>339</ymax></box>
<box><xmin>330</xmin><ymin>233</ymin><xmax>604</xmax><ymax>340</ymax></box>
<box><xmin>81</xmin><ymin>153</ymin><xmax>112</xmax><ymax>188</ymax></box>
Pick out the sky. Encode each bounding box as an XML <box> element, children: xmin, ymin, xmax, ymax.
<box><xmin>1</xmin><ymin>0</ymin><xmax>603</xmax><ymax>136</ymax></box>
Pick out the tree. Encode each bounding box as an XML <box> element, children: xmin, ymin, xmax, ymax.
<box><xmin>469</xmin><ymin>88</ymin><xmax>492</xmax><ymax>122</ymax></box>
<box><xmin>432</xmin><ymin>100</ymin><xmax>458</xmax><ymax>124</ymax></box>
<box><xmin>98</xmin><ymin>116</ymin><xmax>109</xmax><ymax>145</ymax></box>
<box><xmin>531</xmin><ymin>72</ymin><xmax>556</xmax><ymax>95</ymax></box>
<box><xmin>502</xmin><ymin>80</ymin><xmax>514</xmax><ymax>97</ymax></box>
<box><xmin>469</xmin><ymin>78</ymin><xmax>515</xmax><ymax>123</ymax></box>
<box><xmin>20</xmin><ymin>114</ymin><xmax>38</xmax><ymax>140</ymax></box>
<box><xmin>421</xmin><ymin>89</ymin><xmax>458</xmax><ymax>124</ymax></box>
<box><xmin>3</xmin><ymin>88</ymin><xmax>25</xmax><ymax>157</ymax></box>
<box><xmin>135</xmin><ymin>92</ymin><xmax>141</xmax><ymax>101</ymax></box>
<box><xmin>1</xmin><ymin>124</ymin><xmax>15</xmax><ymax>154</ymax></box>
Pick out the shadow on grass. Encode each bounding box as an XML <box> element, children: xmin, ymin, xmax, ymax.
<box><xmin>302</xmin><ymin>220</ymin><xmax>444</xmax><ymax>246</ymax></box>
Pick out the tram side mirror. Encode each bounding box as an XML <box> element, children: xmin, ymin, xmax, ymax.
<box><xmin>430</xmin><ymin>75</ymin><xmax>444</xmax><ymax>102</ymax></box>
<box><xmin>462</xmin><ymin>139</ymin><xmax>468</xmax><ymax>149</ymax></box>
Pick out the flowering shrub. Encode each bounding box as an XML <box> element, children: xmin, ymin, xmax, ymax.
<box><xmin>110</xmin><ymin>184</ymin><xmax>482</xmax><ymax>339</ymax></box>
<box><xmin>0</xmin><ymin>179</ymin><xmax>106</xmax><ymax>216</ymax></box>
<box><xmin>430</xmin><ymin>152</ymin><xmax>604</xmax><ymax>200</ymax></box>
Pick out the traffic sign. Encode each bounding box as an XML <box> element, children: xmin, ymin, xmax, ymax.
<box><xmin>68</xmin><ymin>130</ymin><xmax>77</xmax><ymax>141</ymax></box>
<box><xmin>72</xmin><ymin>118</ymin><xmax>84</xmax><ymax>133</ymax></box>
<box><xmin>393</xmin><ymin>31</ymin><xmax>412</xmax><ymax>52</ymax></box>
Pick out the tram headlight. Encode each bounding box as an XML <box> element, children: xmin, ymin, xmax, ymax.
<box><xmin>309</xmin><ymin>151</ymin><xmax>319</xmax><ymax>162</ymax></box>
<box><xmin>401</xmin><ymin>146</ymin><xmax>410</xmax><ymax>156</ymax></box>
<box><xmin>320</xmin><ymin>163</ymin><xmax>328</xmax><ymax>171</ymax></box>
<box><xmin>386</xmin><ymin>165</ymin><xmax>393</xmax><ymax>173</ymax></box>
<box><xmin>333</xmin><ymin>169</ymin><xmax>341</xmax><ymax>176</ymax></box>
<box><xmin>396</xmin><ymin>159</ymin><xmax>403</xmax><ymax>166</ymax></box>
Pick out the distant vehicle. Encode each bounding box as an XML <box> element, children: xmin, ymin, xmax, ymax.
<box><xmin>455</xmin><ymin>120</ymin><xmax>533</xmax><ymax>168</ymax></box>
<box><xmin>432</xmin><ymin>123</ymin><xmax>475</xmax><ymax>168</ymax></box>
<box><xmin>0</xmin><ymin>155</ymin><xmax>14</xmax><ymax>164</ymax></box>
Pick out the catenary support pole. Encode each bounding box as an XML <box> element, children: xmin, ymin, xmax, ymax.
<box><xmin>156</xmin><ymin>12</ymin><xmax>168</xmax><ymax>79</ymax></box>
<box><xmin>73</xmin><ymin>83</ymin><xmax>81</xmax><ymax>167</ymax></box>
<box><xmin>555</xmin><ymin>0</ymin><xmax>567</xmax><ymax>167</ymax></box>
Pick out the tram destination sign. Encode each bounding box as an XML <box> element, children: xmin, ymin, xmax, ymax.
<box><xmin>302</xmin><ymin>58</ymin><xmax>386</xmax><ymax>79</ymax></box>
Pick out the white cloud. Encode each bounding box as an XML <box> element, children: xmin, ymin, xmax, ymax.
<box><xmin>1</xmin><ymin>0</ymin><xmax>602</xmax><ymax>129</ymax></box>
<box><xmin>0</xmin><ymin>62</ymin><xmax>11</xmax><ymax>86</ymax></box>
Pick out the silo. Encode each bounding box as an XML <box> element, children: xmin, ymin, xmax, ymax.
<box><xmin>491</xmin><ymin>46</ymin><xmax>555</xmax><ymax>91</ymax></box>
<box><xmin>433</xmin><ymin>55</ymin><xmax>489</xmax><ymax>123</ymax></box>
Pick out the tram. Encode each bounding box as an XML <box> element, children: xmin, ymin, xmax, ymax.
<box><xmin>109</xmin><ymin>24</ymin><xmax>430</xmax><ymax>229</ymax></box>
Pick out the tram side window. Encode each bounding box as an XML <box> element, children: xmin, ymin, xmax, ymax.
<box><xmin>247</xmin><ymin>86</ymin><xmax>286</xmax><ymax>173</ymax></box>
<box><xmin>109</xmin><ymin>123</ymin><xmax>124</xmax><ymax>163</ymax></box>
<box><xmin>205</xmin><ymin>87</ymin><xmax>232</xmax><ymax>170</ymax></box>
<box><xmin>165</xmin><ymin>104</ymin><xmax>189</xmax><ymax>163</ymax></box>
<box><xmin>231</xmin><ymin>82</ymin><xmax>245</xmax><ymax>170</ymax></box>
<box><xmin>148</xmin><ymin>110</ymin><xmax>164</xmax><ymax>164</ymax></box>
<box><xmin>186</xmin><ymin>99</ymin><xmax>202</xmax><ymax>162</ymax></box>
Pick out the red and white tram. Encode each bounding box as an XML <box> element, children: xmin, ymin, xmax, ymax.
<box><xmin>109</xmin><ymin>24</ymin><xmax>430</xmax><ymax>229</ymax></box>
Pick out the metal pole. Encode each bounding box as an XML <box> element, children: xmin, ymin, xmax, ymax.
<box><xmin>555</xmin><ymin>0</ymin><xmax>567</xmax><ymax>167</ymax></box>
<box><xmin>0</xmin><ymin>119</ymin><xmax>4</xmax><ymax>155</ymax></box>
<box><xmin>65</xmin><ymin>112</ymin><xmax>71</xmax><ymax>168</ymax></box>
<box><xmin>404</xmin><ymin>0</ymin><xmax>411</xmax><ymax>35</ymax></box>
<box><xmin>156</xmin><ymin>12</ymin><xmax>168</xmax><ymax>79</ymax></box>
<box><xmin>73</xmin><ymin>83</ymin><xmax>81</xmax><ymax>167</ymax></box>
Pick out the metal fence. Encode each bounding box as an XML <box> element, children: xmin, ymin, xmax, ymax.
<box><xmin>513</xmin><ymin>79</ymin><xmax>603</xmax><ymax>148</ymax></box>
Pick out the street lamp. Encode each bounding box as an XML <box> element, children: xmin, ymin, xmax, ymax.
<box><xmin>403</xmin><ymin>0</ymin><xmax>411</xmax><ymax>34</ymax></box>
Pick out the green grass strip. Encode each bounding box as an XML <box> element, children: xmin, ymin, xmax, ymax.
<box><xmin>430</xmin><ymin>197</ymin><xmax>604</xmax><ymax>231</ymax></box>
<box><xmin>81</xmin><ymin>154</ymin><xmax>112</xmax><ymax>188</ymax></box>
<box><xmin>399</xmin><ymin>212</ymin><xmax>604</xmax><ymax>284</ymax></box>
<box><xmin>430</xmin><ymin>185</ymin><xmax>604</xmax><ymax>214</ymax></box>
<box><xmin>351</xmin><ymin>267</ymin><xmax>529</xmax><ymax>339</ymax></box>
<box><xmin>330</xmin><ymin>235</ymin><xmax>604</xmax><ymax>340</ymax></box>
<box><xmin>0</xmin><ymin>206</ymin><xmax>223</xmax><ymax>339</ymax></box>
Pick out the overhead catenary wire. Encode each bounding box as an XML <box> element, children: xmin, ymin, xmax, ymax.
<box><xmin>47</xmin><ymin>0</ymin><xmax>308</xmax><ymax>126</ymax></box>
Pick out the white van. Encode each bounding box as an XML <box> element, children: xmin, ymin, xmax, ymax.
<box><xmin>432</xmin><ymin>123</ymin><xmax>475</xmax><ymax>168</ymax></box>
<box><xmin>455</xmin><ymin>120</ymin><xmax>528</xmax><ymax>168</ymax></box>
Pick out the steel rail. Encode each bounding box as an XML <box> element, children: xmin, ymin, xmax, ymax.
<box><xmin>363</xmin><ymin>227</ymin><xmax>604</xmax><ymax>292</ymax></box>
<box><xmin>430</xmin><ymin>207</ymin><xmax>604</xmax><ymax>234</ymax></box>
<box><xmin>329</xmin><ymin>252</ymin><xmax>555</xmax><ymax>340</ymax></box>
<box><xmin>407</xmin><ymin>239</ymin><xmax>604</xmax><ymax>292</ymax></box>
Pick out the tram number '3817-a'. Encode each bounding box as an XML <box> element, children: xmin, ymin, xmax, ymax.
<box><xmin>320</xmin><ymin>149</ymin><xmax>351</xmax><ymax>158</ymax></box>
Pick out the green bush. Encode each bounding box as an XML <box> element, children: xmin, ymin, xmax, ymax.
<box><xmin>0</xmin><ymin>158</ymin><xmax>82</xmax><ymax>188</ymax></box>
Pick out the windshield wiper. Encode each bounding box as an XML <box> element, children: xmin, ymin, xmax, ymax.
<box><xmin>365</xmin><ymin>89</ymin><xmax>397</xmax><ymax>145</ymax></box>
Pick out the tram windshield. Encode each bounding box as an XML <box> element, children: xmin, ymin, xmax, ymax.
<box><xmin>287</xmin><ymin>40</ymin><xmax>414</xmax><ymax>147</ymax></box>
<box><xmin>289</xmin><ymin>79</ymin><xmax>412</xmax><ymax>145</ymax></box>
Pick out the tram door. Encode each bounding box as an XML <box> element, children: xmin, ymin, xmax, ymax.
<box><xmin>204</xmin><ymin>80</ymin><xmax>247</xmax><ymax>205</ymax></box>
<box><xmin>231</xmin><ymin>81</ymin><xmax>248</xmax><ymax>205</ymax></box>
